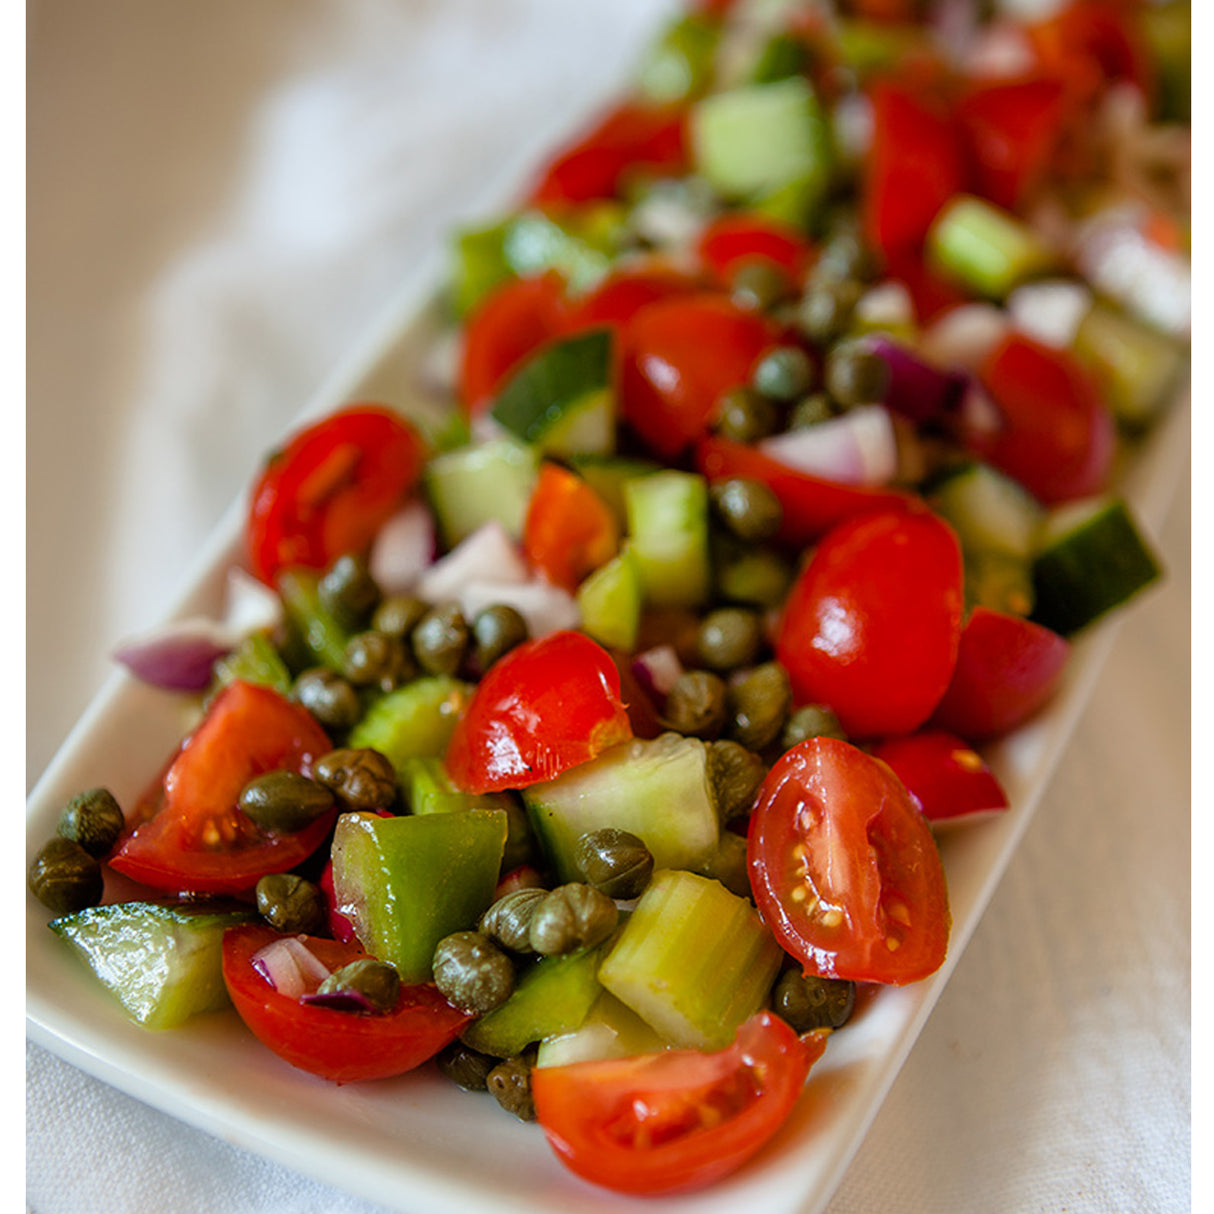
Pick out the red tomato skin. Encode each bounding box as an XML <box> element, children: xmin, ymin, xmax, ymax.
<box><xmin>222</xmin><ymin>925</ymin><xmax>471</xmax><ymax>1083</ymax></box>
<box><xmin>459</xmin><ymin>272</ymin><xmax>568</xmax><ymax>413</ymax></box>
<box><xmin>929</xmin><ymin>606</ymin><xmax>1071</xmax><ymax>742</ymax></box>
<box><xmin>523</xmin><ymin>463</ymin><xmax>620</xmax><ymax>592</ymax></box>
<box><xmin>775</xmin><ymin>509</ymin><xmax>964</xmax><ymax>738</ymax></box>
<box><xmin>618</xmin><ymin>295</ymin><xmax>782</xmax><ymax>459</ymax></box>
<box><xmin>1027</xmin><ymin>1</ymin><xmax>1154</xmax><ymax>107</ymax></box>
<box><xmin>108</xmin><ymin>682</ymin><xmax>334</xmax><ymax>896</ymax></box>
<box><xmin>696</xmin><ymin>214</ymin><xmax>814</xmax><ymax>291</ymax></box>
<box><xmin>748</xmin><ymin>738</ymin><xmax>951</xmax><ymax>985</ymax></box>
<box><xmin>974</xmin><ymin>333</ymin><xmax>1116</xmax><ymax>505</ymax></box>
<box><xmin>871</xmin><ymin>731</ymin><xmax>1009</xmax><ymax>823</ymax></box>
<box><xmin>560</xmin><ymin>264</ymin><xmax>700</xmax><ymax>336</ymax></box>
<box><xmin>445</xmin><ymin>631</ymin><xmax>633</xmax><ymax>794</ymax></box>
<box><xmin>532</xmin><ymin>1013</ymin><xmax>825</xmax><ymax>1195</ymax></box>
<box><xmin>696</xmin><ymin>435</ymin><xmax>915</xmax><ymax>548</ymax></box>
<box><xmin>246</xmin><ymin>406</ymin><xmax>426</xmax><ymax>587</ymax></box>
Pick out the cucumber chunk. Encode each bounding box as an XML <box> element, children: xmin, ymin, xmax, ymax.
<box><xmin>330</xmin><ymin>809</ymin><xmax>507</xmax><ymax>983</ymax></box>
<box><xmin>49</xmin><ymin>901</ymin><xmax>255</xmax><ymax>1029</ymax></box>
<box><xmin>625</xmin><ymin>470</ymin><xmax>712</xmax><ymax>608</ymax></box>
<box><xmin>566</xmin><ymin>454</ymin><xmax>660</xmax><ymax>529</ymax></box>
<box><xmin>1031</xmin><ymin>496</ymin><xmax>1162</xmax><ymax>635</ymax></box>
<box><xmin>577</xmin><ymin>546</ymin><xmax>643</xmax><ymax>652</ymax></box>
<box><xmin>523</xmin><ymin>734</ymin><xmax>720</xmax><ymax>884</ymax></box>
<box><xmin>598</xmin><ymin>869</ymin><xmax>782</xmax><ymax>1050</ymax></box>
<box><xmin>636</xmin><ymin>12</ymin><xmax>720</xmax><ymax>103</ymax></box>
<box><xmin>928</xmin><ymin>461</ymin><xmax>1045</xmax><ymax>561</ymax></box>
<box><xmin>928</xmin><ymin>195</ymin><xmax>1054</xmax><ymax>299</ymax></box>
<box><xmin>535</xmin><ymin>990</ymin><xmax>669</xmax><ymax>1068</ymax></box>
<box><xmin>347</xmin><ymin>676</ymin><xmax>473</xmax><ymax>783</ymax></box>
<box><xmin>425</xmin><ymin>439</ymin><xmax>539</xmax><ymax>548</ymax></box>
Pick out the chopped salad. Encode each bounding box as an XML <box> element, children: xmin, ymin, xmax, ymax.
<box><xmin>29</xmin><ymin>0</ymin><xmax>1189</xmax><ymax>1198</ymax></box>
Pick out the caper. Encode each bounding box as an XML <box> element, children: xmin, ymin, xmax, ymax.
<box><xmin>714</xmin><ymin>544</ymin><xmax>792</xmax><ymax>609</ymax></box>
<box><xmin>729</xmin><ymin>260</ymin><xmax>794</xmax><ymax>312</ymax></box>
<box><xmin>411</xmin><ymin>603</ymin><xmax>469</xmax><ymax>677</ymax></box>
<box><xmin>752</xmin><ymin>345</ymin><xmax>815</xmax><ymax>403</ymax></box>
<box><xmin>314</xmin><ymin>958</ymin><xmax>401</xmax><ymax>1014</ymax></box>
<box><xmin>371</xmin><ymin>593</ymin><xmax>428</xmax><ymax>639</ymax></box>
<box><xmin>727</xmin><ymin>661</ymin><xmax>792</xmax><ymax>751</ymax></box>
<box><xmin>697</xmin><ymin>607</ymin><xmax>764</xmax><ymax>672</ymax></box>
<box><xmin>787</xmin><ymin>392</ymin><xmax>835</xmax><ymax>430</ymax></box>
<box><xmin>707</xmin><ymin>739</ymin><xmax>767</xmax><ymax>824</ymax></box>
<box><xmin>500</xmin><ymin>796</ymin><xmax>538</xmax><ymax>874</ymax></box>
<box><xmin>710</xmin><ymin>478</ymin><xmax>783</xmax><ymax>543</ymax></box>
<box><xmin>435</xmin><ymin>1040</ymin><xmax>497</xmax><ymax>1092</ymax></box>
<box><xmin>471</xmin><ymin>604</ymin><xmax>529</xmax><ymax>672</ymax></box>
<box><xmin>255</xmin><ymin>872</ymin><xmax>325</xmax><ymax>935</ymax></box>
<box><xmin>318</xmin><ymin>554</ymin><xmax>381</xmax><ymax>631</ymax></box>
<box><xmin>712</xmin><ymin>386</ymin><xmax>780</xmax><ymax>444</ymax></box>
<box><xmin>781</xmin><ymin>703</ymin><xmax>847</xmax><ymax>749</ymax></box>
<box><xmin>771</xmin><ymin>969</ymin><xmax>855</xmax><ymax>1032</ymax></box>
<box><xmin>28</xmin><ymin>837</ymin><xmax>104</xmax><ymax>914</ymax></box>
<box><xmin>313</xmin><ymin>747</ymin><xmax>398</xmax><ymax>811</ymax></box>
<box><xmin>662</xmin><ymin>669</ymin><xmax>727</xmax><ymax>739</ymax></box>
<box><xmin>573</xmin><ymin>828</ymin><xmax>654</xmax><ymax>901</ymax></box>
<box><xmin>824</xmin><ymin>338</ymin><xmax>890</xmax><ymax>407</ymax></box>
<box><xmin>528</xmin><ymin>884</ymin><xmax>619</xmax><ymax>956</ymax></box>
<box><xmin>57</xmin><ymin>787</ymin><xmax>124</xmax><ymax>858</ymax></box>
<box><xmin>479</xmin><ymin>887</ymin><xmax>548</xmax><ymax>953</ymax></box>
<box><xmin>486</xmin><ymin>1054</ymin><xmax>536</xmax><ymax>1122</ymax></box>
<box><xmin>815</xmin><ymin>231</ymin><xmax>875</xmax><ymax>284</ymax></box>
<box><xmin>343</xmin><ymin>630</ymin><xmax>415</xmax><ymax>691</ymax></box>
<box><xmin>797</xmin><ymin>279</ymin><xmax>861</xmax><ymax>345</ymax></box>
<box><xmin>292</xmin><ymin>667</ymin><xmax>363</xmax><ymax>732</ymax></box>
<box><xmin>432</xmin><ymin>931</ymin><xmax>515</xmax><ymax>1014</ymax></box>
<box><xmin>237</xmin><ymin>770</ymin><xmax>335</xmax><ymax>833</ymax></box>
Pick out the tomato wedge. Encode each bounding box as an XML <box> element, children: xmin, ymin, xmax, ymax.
<box><xmin>222</xmin><ymin>925</ymin><xmax>470</xmax><ymax>1083</ymax></box>
<box><xmin>696</xmin><ymin>213</ymin><xmax>814</xmax><ymax>292</ymax></box>
<box><xmin>748</xmin><ymin>737</ymin><xmax>951</xmax><ymax>984</ymax></box>
<box><xmin>523</xmin><ymin>463</ymin><xmax>620</xmax><ymax>592</ymax></box>
<box><xmin>246</xmin><ymin>405</ymin><xmax>426</xmax><ymax>586</ymax></box>
<box><xmin>775</xmin><ymin>508</ymin><xmax>964</xmax><ymax>738</ymax></box>
<box><xmin>560</xmin><ymin>263</ymin><xmax>700</xmax><ymax>336</ymax></box>
<box><xmin>108</xmin><ymin>682</ymin><xmax>334</xmax><ymax>896</ymax></box>
<box><xmin>871</xmin><ymin>731</ymin><xmax>1009</xmax><ymax>824</ymax></box>
<box><xmin>532</xmin><ymin>1013</ymin><xmax>825</xmax><ymax>1195</ymax></box>
<box><xmin>444</xmin><ymin>630</ymin><xmax>633</xmax><ymax>794</ymax></box>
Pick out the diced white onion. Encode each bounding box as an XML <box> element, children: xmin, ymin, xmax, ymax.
<box><xmin>414</xmin><ymin>520</ymin><xmax>528</xmax><ymax>604</ymax></box>
<box><xmin>919</xmin><ymin>303</ymin><xmax>1011</xmax><ymax>371</ymax></box>
<box><xmin>632</xmin><ymin>645</ymin><xmax>684</xmax><ymax>699</ymax></box>
<box><xmin>456</xmin><ymin>579</ymin><xmax>580</xmax><ymax>639</ymax></box>
<box><xmin>221</xmin><ymin>567</ymin><xmax>284</xmax><ymax>638</ymax></box>
<box><xmin>1007</xmin><ymin>280</ymin><xmax>1094</xmax><ymax>349</ymax></box>
<box><xmin>759</xmin><ymin>405</ymin><xmax>899</xmax><ymax>487</ymax></box>
<box><xmin>369</xmin><ymin>499</ymin><xmax>438</xmax><ymax>594</ymax></box>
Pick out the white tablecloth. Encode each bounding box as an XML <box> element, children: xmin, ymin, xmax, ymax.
<box><xmin>27</xmin><ymin>3</ymin><xmax>1191</xmax><ymax>1211</ymax></box>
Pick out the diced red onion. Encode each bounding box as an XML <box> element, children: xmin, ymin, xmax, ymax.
<box><xmin>113</xmin><ymin>620</ymin><xmax>233</xmax><ymax>692</ymax></box>
<box><xmin>250</xmin><ymin>935</ymin><xmax>332</xmax><ymax>999</ymax></box>
<box><xmin>1007</xmin><ymin>280</ymin><xmax>1094</xmax><ymax>348</ymax></box>
<box><xmin>955</xmin><ymin>380</ymin><xmax>1005</xmax><ymax>445</ymax></box>
<box><xmin>369</xmin><ymin>499</ymin><xmax>438</xmax><ymax>594</ymax></box>
<box><xmin>759</xmin><ymin>405</ymin><xmax>899</xmax><ymax>487</ymax></box>
<box><xmin>865</xmin><ymin>335</ymin><xmax>968</xmax><ymax>425</ymax></box>
<box><xmin>918</xmin><ymin>304</ymin><xmax>1010</xmax><ymax>372</ymax></box>
<box><xmin>457</xmin><ymin>579</ymin><xmax>580</xmax><ymax>638</ymax></box>
<box><xmin>418</xmin><ymin>327</ymin><xmax>461</xmax><ymax>398</ymax></box>
<box><xmin>632</xmin><ymin>645</ymin><xmax>684</xmax><ymax>700</ymax></box>
<box><xmin>415</xmin><ymin>521</ymin><xmax>528</xmax><ymax>604</ymax></box>
<box><xmin>221</xmin><ymin>567</ymin><xmax>283</xmax><ymax>638</ymax></box>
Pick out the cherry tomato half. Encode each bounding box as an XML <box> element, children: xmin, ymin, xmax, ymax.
<box><xmin>108</xmin><ymin>682</ymin><xmax>334</xmax><ymax>896</ymax></box>
<box><xmin>246</xmin><ymin>405</ymin><xmax>426</xmax><ymax>586</ymax></box>
<box><xmin>444</xmin><ymin>630</ymin><xmax>633</xmax><ymax>794</ymax></box>
<box><xmin>523</xmin><ymin>463</ymin><xmax>620</xmax><ymax>592</ymax></box>
<box><xmin>532</xmin><ymin>1013</ymin><xmax>825</xmax><ymax>1195</ymax></box>
<box><xmin>871</xmin><ymin>730</ymin><xmax>1009</xmax><ymax>824</ymax></box>
<box><xmin>775</xmin><ymin>509</ymin><xmax>964</xmax><ymax>738</ymax></box>
<box><xmin>748</xmin><ymin>737</ymin><xmax>951</xmax><ymax>984</ymax></box>
<box><xmin>560</xmin><ymin>262</ymin><xmax>700</xmax><ymax>336</ymax></box>
<box><xmin>222</xmin><ymin>925</ymin><xmax>470</xmax><ymax>1083</ymax></box>
<box><xmin>696</xmin><ymin>213</ymin><xmax>814</xmax><ymax>292</ymax></box>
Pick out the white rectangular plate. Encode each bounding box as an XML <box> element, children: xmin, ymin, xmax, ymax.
<box><xmin>26</xmin><ymin>253</ymin><xmax>1189</xmax><ymax>1214</ymax></box>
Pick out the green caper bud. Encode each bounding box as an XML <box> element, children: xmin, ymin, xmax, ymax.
<box><xmin>318</xmin><ymin>554</ymin><xmax>381</xmax><ymax>631</ymax></box>
<box><xmin>432</xmin><ymin>931</ymin><xmax>515</xmax><ymax>1014</ymax></box>
<box><xmin>771</xmin><ymin>969</ymin><xmax>855</xmax><ymax>1032</ymax></box>
<box><xmin>292</xmin><ymin>667</ymin><xmax>363</xmax><ymax>732</ymax></box>
<box><xmin>237</xmin><ymin>770</ymin><xmax>335</xmax><ymax>833</ymax></box>
<box><xmin>752</xmin><ymin>345</ymin><xmax>815</xmax><ymax>403</ymax></box>
<box><xmin>781</xmin><ymin>703</ymin><xmax>847</xmax><ymax>749</ymax></box>
<box><xmin>797</xmin><ymin>279</ymin><xmax>861</xmax><ymax>345</ymax></box>
<box><xmin>727</xmin><ymin>661</ymin><xmax>792</xmax><ymax>751</ymax></box>
<box><xmin>697</xmin><ymin>607</ymin><xmax>764</xmax><ymax>672</ymax></box>
<box><xmin>314</xmin><ymin>958</ymin><xmax>401</xmax><ymax>1014</ymax></box>
<box><xmin>343</xmin><ymin>630</ymin><xmax>415</xmax><ymax>691</ymax></box>
<box><xmin>313</xmin><ymin>747</ymin><xmax>398</xmax><ymax>811</ymax></box>
<box><xmin>788</xmin><ymin>392</ymin><xmax>835</xmax><ymax>429</ymax></box>
<box><xmin>528</xmin><ymin>884</ymin><xmax>619</xmax><ymax>956</ymax></box>
<box><xmin>707</xmin><ymin>739</ymin><xmax>767</xmax><ymax>824</ymax></box>
<box><xmin>712</xmin><ymin>386</ymin><xmax>780</xmax><ymax>444</ymax></box>
<box><xmin>573</xmin><ymin>828</ymin><xmax>654</xmax><ymax>901</ymax></box>
<box><xmin>815</xmin><ymin>231</ymin><xmax>875</xmax><ymax>284</ymax></box>
<box><xmin>255</xmin><ymin>872</ymin><xmax>326</xmax><ymax>935</ymax></box>
<box><xmin>729</xmin><ymin>260</ymin><xmax>794</xmax><ymax>312</ymax></box>
<box><xmin>57</xmin><ymin>787</ymin><xmax>124</xmax><ymax>858</ymax></box>
<box><xmin>435</xmin><ymin>1040</ymin><xmax>497</xmax><ymax>1091</ymax></box>
<box><xmin>710</xmin><ymin>478</ymin><xmax>783</xmax><ymax>543</ymax></box>
<box><xmin>486</xmin><ymin>1054</ymin><xmax>536</xmax><ymax>1122</ymax></box>
<box><xmin>28</xmin><ymin>837</ymin><xmax>104</xmax><ymax>914</ymax></box>
<box><xmin>479</xmin><ymin>887</ymin><xmax>548</xmax><ymax>953</ymax></box>
<box><xmin>825</xmin><ymin>338</ymin><xmax>890</xmax><ymax>407</ymax></box>
<box><xmin>662</xmin><ymin>669</ymin><xmax>727</xmax><ymax>739</ymax></box>
<box><xmin>713</xmin><ymin>545</ymin><xmax>792</xmax><ymax>609</ymax></box>
<box><xmin>471</xmin><ymin>604</ymin><xmax>529</xmax><ymax>672</ymax></box>
<box><xmin>411</xmin><ymin>603</ymin><xmax>469</xmax><ymax>677</ymax></box>
<box><xmin>371</xmin><ymin>592</ymin><xmax>428</xmax><ymax>639</ymax></box>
